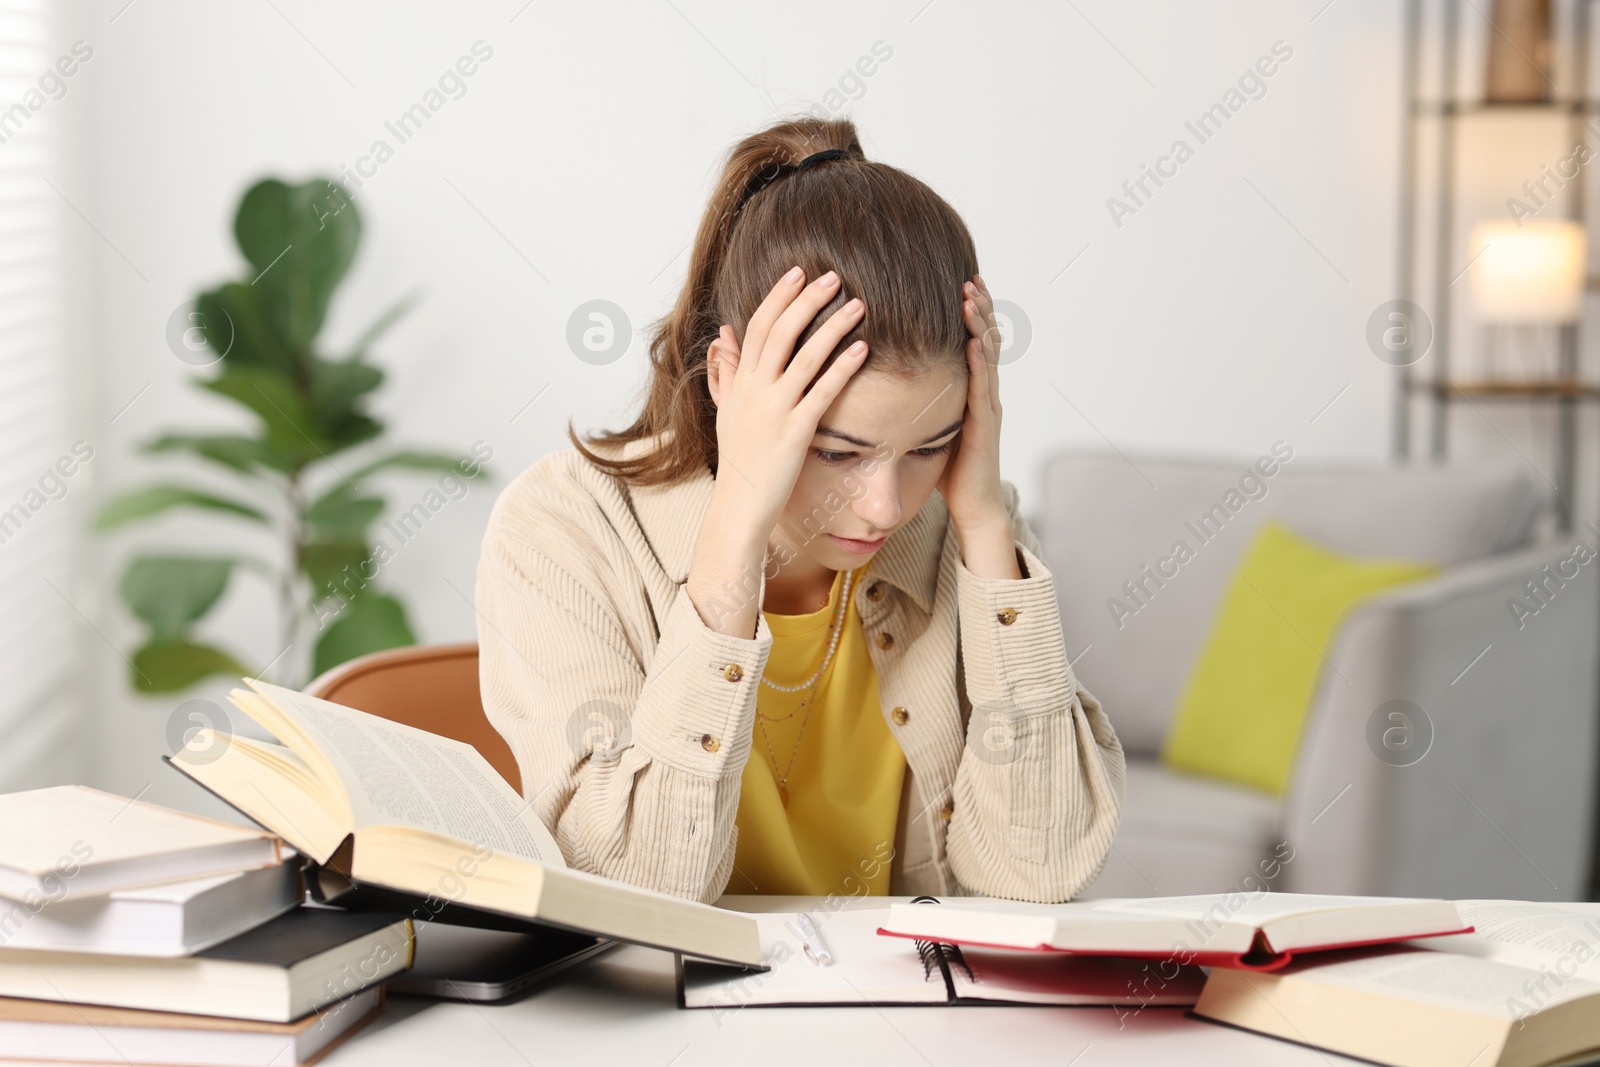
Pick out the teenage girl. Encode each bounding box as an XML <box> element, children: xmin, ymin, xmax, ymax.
<box><xmin>475</xmin><ymin>116</ymin><xmax>1125</xmax><ymax>904</ymax></box>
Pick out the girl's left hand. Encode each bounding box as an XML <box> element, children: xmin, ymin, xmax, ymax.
<box><xmin>937</xmin><ymin>274</ymin><xmax>1010</xmax><ymax>536</ymax></box>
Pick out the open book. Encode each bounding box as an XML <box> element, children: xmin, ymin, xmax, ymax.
<box><xmin>877</xmin><ymin>892</ymin><xmax>1473</xmax><ymax>971</ymax></box>
<box><xmin>680</xmin><ymin>900</ymin><xmax>1207</xmax><ymax>1010</ymax></box>
<box><xmin>1192</xmin><ymin>900</ymin><xmax>1600</xmax><ymax>1067</ymax></box>
<box><xmin>164</xmin><ymin>678</ymin><xmax>761</xmax><ymax>968</ymax></box>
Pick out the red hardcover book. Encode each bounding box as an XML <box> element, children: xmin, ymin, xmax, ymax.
<box><xmin>876</xmin><ymin>892</ymin><xmax>1473</xmax><ymax>972</ymax></box>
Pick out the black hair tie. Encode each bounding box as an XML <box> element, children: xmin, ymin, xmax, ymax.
<box><xmin>743</xmin><ymin>147</ymin><xmax>851</xmax><ymax>201</ymax></box>
<box><xmin>795</xmin><ymin>147</ymin><xmax>849</xmax><ymax>172</ymax></box>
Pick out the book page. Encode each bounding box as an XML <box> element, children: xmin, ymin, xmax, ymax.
<box><xmin>902</xmin><ymin>897</ymin><xmax>1188</xmax><ymax>929</ymax></box>
<box><xmin>1407</xmin><ymin>901</ymin><xmax>1600</xmax><ymax>982</ymax></box>
<box><xmin>178</xmin><ymin>734</ymin><xmax>347</xmax><ymax>861</ymax></box>
<box><xmin>246</xmin><ymin>680</ymin><xmax>563</xmax><ymax>868</ymax></box>
<box><xmin>1093</xmin><ymin>892</ymin><xmax>1433</xmax><ymax>922</ymax></box>
<box><xmin>1283</xmin><ymin>946</ymin><xmax>1600</xmax><ymax>1017</ymax></box>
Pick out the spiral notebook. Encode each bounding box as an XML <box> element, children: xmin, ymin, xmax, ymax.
<box><xmin>678</xmin><ymin>896</ymin><xmax>1206</xmax><ymax>1010</ymax></box>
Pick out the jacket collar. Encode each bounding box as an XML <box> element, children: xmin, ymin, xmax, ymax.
<box><xmin>613</xmin><ymin>430</ymin><xmax>947</xmax><ymax>615</ymax></box>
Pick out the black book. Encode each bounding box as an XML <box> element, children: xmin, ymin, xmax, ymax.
<box><xmin>0</xmin><ymin>905</ymin><xmax>412</xmax><ymax>1022</ymax></box>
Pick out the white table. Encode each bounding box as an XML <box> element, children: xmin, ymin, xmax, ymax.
<box><xmin>323</xmin><ymin>972</ymin><xmax>1370</xmax><ymax>1067</ymax></box>
<box><xmin>305</xmin><ymin>893</ymin><xmax>1372</xmax><ymax>1067</ymax></box>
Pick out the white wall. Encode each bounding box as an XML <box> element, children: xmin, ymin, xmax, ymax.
<box><xmin>19</xmin><ymin>0</ymin><xmax>1580</xmax><ymax>816</ymax></box>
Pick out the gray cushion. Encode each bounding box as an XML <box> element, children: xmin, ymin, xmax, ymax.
<box><xmin>1036</xmin><ymin>449</ymin><xmax>1548</xmax><ymax>755</ymax></box>
<box><xmin>1078</xmin><ymin>758</ymin><xmax>1283</xmax><ymax>898</ymax></box>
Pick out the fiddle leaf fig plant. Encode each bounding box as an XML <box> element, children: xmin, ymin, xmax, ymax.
<box><xmin>96</xmin><ymin>176</ymin><xmax>488</xmax><ymax>693</ymax></box>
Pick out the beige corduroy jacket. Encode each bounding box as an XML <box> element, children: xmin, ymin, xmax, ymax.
<box><xmin>474</xmin><ymin>430</ymin><xmax>1126</xmax><ymax>904</ymax></box>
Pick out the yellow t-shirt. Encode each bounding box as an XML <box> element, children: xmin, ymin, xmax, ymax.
<box><xmin>731</xmin><ymin>564</ymin><xmax>905</xmax><ymax>896</ymax></box>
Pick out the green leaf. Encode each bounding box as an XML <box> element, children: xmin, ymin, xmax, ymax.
<box><xmin>301</xmin><ymin>539</ymin><xmax>373</xmax><ymax>602</ymax></box>
<box><xmin>310</xmin><ymin>449</ymin><xmax>491</xmax><ymax>525</ymax></box>
<box><xmin>120</xmin><ymin>556</ymin><xmax>237</xmax><ymax>640</ymax></box>
<box><xmin>304</xmin><ymin>495</ymin><xmax>384</xmax><ymax>540</ymax></box>
<box><xmin>312</xmin><ymin>593</ymin><xmax>415</xmax><ymax>677</ymax></box>
<box><xmin>308</xmin><ymin>356</ymin><xmax>384</xmax><ymax>430</ymax></box>
<box><xmin>346</xmin><ymin>449</ymin><xmax>477</xmax><ymax>484</ymax></box>
<box><xmin>234</xmin><ymin>177</ymin><xmax>361</xmax><ymax>351</ymax></box>
<box><xmin>198</xmin><ymin>367</ymin><xmax>326</xmax><ymax>466</ymax></box>
<box><xmin>131</xmin><ymin>638</ymin><xmax>252</xmax><ymax>693</ymax></box>
<box><xmin>95</xmin><ymin>485</ymin><xmax>270</xmax><ymax>531</ymax></box>
<box><xmin>323</xmin><ymin>414</ymin><xmax>383</xmax><ymax>456</ymax></box>
<box><xmin>195</xmin><ymin>282</ymin><xmax>297</xmax><ymax>376</ymax></box>
<box><xmin>344</xmin><ymin>291</ymin><xmax>420</xmax><ymax>362</ymax></box>
<box><xmin>143</xmin><ymin>432</ymin><xmax>292</xmax><ymax>475</ymax></box>
<box><xmin>308</xmin><ymin>450</ymin><xmax>485</xmax><ymax>520</ymax></box>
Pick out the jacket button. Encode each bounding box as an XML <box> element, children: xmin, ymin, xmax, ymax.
<box><xmin>997</xmin><ymin>607</ymin><xmax>1017</xmax><ymax>625</ymax></box>
<box><xmin>891</xmin><ymin>706</ymin><xmax>909</xmax><ymax>725</ymax></box>
<box><xmin>940</xmin><ymin>799</ymin><xmax>954</xmax><ymax>822</ymax></box>
<box><xmin>700</xmin><ymin>734</ymin><xmax>720</xmax><ymax>752</ymax></box>
<box><xmin>866</xmin><ymin>582</ymin><xmax>885</xmax><ymax>602</ymax></box>
<box><xmin>875</xmin><ymin>632</ymin><xmax>895</xmax><ymax>650</ymax></box>
<box><xmin>723</xmin><ymin>663</ymin><xmax>743</xmax><ymax>682</ymax></box>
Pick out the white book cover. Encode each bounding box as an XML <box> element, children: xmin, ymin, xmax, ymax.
<box><xmin>0</xmin><ymin>785</ymin><xmax>283</xmax><ymax>903</ymax></box>
<box><xmin>0</xmin><ymin>858</ymin><xmax>302</xmax><ymax>956</ymax></box>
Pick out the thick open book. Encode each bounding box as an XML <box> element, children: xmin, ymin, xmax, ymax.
<box><xmin>164</xmin><ymin>677</ymin><xmax>762</xmax><ymax>968</ymax></box>
<box><xmin>681</xmin><ymin>899</ymin><xmax>1207</xmax><ymax>1010</ymax></box>
<box><xmin>1193</xmin><ymin>900</ymin><xmax>1600</xmax><ymax>1067</ymax></box>
<box><xmin>877</xmin><ymin>892</ymin><xmax>1472</xmax><ymax>971</ymax></box>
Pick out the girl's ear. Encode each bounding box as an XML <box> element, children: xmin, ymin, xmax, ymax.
<box><xmin>706</xmin><ymin>325</ymin><xmax>742</xmax><ymax>407</ymax></box>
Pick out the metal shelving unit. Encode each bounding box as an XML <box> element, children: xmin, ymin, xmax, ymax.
<box><xmin>1394</xmin><ymin>0</ymin><xmax>1598</xmax><ymax>533</ymax></box>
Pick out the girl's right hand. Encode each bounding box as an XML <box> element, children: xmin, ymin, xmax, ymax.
<box><xmin>707</xmin><ymin>265</ymin><xmax>869</xmax><ymax>538</ymax></box>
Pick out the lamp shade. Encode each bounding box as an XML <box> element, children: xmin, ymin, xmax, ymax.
<box><xmin>1469</xmin><ymin>218</ymin><xmax>1587</xmax><ymax>323</ymax></box>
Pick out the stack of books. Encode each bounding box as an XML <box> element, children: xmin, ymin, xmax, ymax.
<box><xmin>0</xmin><ymin>784</ymin><xmax>410</xmax><ymax>1066</ymax></box>
<box><xmin>0</xmin><ymin>673</ymin><xmax>777</xmax><ymax>1064</ymax></box>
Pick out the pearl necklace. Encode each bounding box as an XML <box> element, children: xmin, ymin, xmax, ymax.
<box><xmin>760</xmin><ymin>567</ymin><xmax>856</xmax><ymax>692</ymax></box>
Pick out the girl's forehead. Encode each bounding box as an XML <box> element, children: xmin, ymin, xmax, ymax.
<box><xmin>816</xmin><ymin>367</ymin><xmax>967</xmax><ymax>446</ymax></box>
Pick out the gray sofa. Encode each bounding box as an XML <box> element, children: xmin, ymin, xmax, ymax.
<box><xmin>1029</xmin><ymin>448</ymin><xmax>1598</xmax><ymax>901</ymax></box>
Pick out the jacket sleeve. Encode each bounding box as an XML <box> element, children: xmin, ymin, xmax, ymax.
<box><xmin>945</xmin><ymin>479</ymin><xmax>1127</xmax><ymax>903</ymax></box>
<box><xmin>473</xmin><ymin>466</ymin><xmax>772</xmax><ymax>903</ymax></box>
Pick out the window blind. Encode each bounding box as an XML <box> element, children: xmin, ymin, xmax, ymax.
<box><xmin>0</xmin><ymin>0</ymin><xmax>74</xmax><ymax>783</ymax></box>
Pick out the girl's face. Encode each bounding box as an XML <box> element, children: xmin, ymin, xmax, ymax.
<box><xmin>770</xmin><ymin>364</ymin><xmax>968</xmax><ymax>571</ymax></box>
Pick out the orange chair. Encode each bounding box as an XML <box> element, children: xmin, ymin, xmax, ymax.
<box><xmin>304</xmin><ymin>643</ymin><xmax>523</xmax><ymax>796</ymax></box>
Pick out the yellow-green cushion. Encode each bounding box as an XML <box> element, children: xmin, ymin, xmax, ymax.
<box><xmin>1161</xmin><ymin>521</ymin><xmax>1439</xmax><ymax>795</ymax></box>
